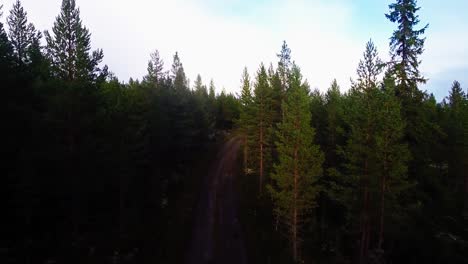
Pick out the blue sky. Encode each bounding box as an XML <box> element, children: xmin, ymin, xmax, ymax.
<box><xmin>1</xmin><ymin>0</ymin><xmax>467</xmax><ymax>100</ymax></box>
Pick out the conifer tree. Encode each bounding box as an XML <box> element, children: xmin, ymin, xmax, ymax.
<box><xmin>7</xmin><ymin>0</ymin><xmax>41</xmax><ymax>66</ymax></box>
<box><xmin>145</xmin><ymin>49</ymin><xmax>165</xmax><ymax>86</ymax></box>
<box><xmin>268</xmin><ymin>64</ymin><xmax>323</xmax><ymax>262</ymax></box>
<box><xmin>45</xmin><ymin>0</ymin><xmax>104</xmax><ymax>82</ymax></box>
<box><xmin>324</xmin><ymin>79</ymin><xmax>343</xmax><ymax>166</ymax></box>
<box><xmin>207</xmin><ymin>79</ymin><xmax>217</xmax><ymax>128</ymax></box>
<box><xmin>277</xmin><ymin>40</ymin><xmax>291</xmax><ymax>92</ymax></box>
<box><xmin>192</xmin><ymin>74</ymin><xmax>210</xmax><ymax>142</ymax></box>
<box><xmin>374</xmin><ymin>81</ymin><xmax>409</xmax><ymax>251</ymax></box>
<box><xmin>193</xmin><ymin>74</ymin><xmax>204</xmax><ymax>93</ymax></box>
<box><xmin>252</xmin><ymin>63</ymin><xmax>274</xmax><ymax>193</ymax></box>
<box><xmin>0</xmin><ymin>5</ymin><xmax>13</xmax><ymax>73</ymax></box>
<box><xmin>343</xmin><ymin>41</ymin><xmax>409</xmax><ymax>262</ymax></box>
<box><xmin>386</xmin><ymin>0</ymin><xmax>428</xmax><ymax>97</ymax></box>
<box><xmin>269</xmin><ymin>63</ymin><xmax>283</xmax><ymax>125</ymax></box>
<box><xmin>209</xmin><ymin>79</ymin><xmax>216</xmax><ymax>99</ymax></box>
<box><xmin>357</xmin><ymin>40</ymin><xmax>383</xmax><ymax>89</ymax></box>
<box><xmin>445</xmin><ymin>81</ymin><xmax>467</xmax><ymax>216</ymax></box>
<box><xmin>171</xmin><ymin>52</ymin><xmax>182</xmax><ymax>79</ymax></box>
<box><xmin>171</xmin><ymin>52</ymin><xmax>188</xmax><ymax>92</ymax></box>
<box><xmin>238</xmin><ymin>67</ymin><xmax>254</xmax><ymax>173</ymax></box>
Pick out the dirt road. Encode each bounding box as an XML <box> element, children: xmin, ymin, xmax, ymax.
<box><xmin>186</xmin><ymin>138</ymin><xmax>247</xmax><ymax>264</ymax></box>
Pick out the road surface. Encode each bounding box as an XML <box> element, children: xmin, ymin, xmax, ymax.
<box><xmin>186</xmin><ymin>138</ymin><xmax>247</xmax><ymax>264</ymax></box>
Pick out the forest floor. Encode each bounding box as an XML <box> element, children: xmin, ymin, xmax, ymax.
<box><xmin>185</xmin><ymin>137</ymin><xmax>247</xmax><ymax>264</ymax></box>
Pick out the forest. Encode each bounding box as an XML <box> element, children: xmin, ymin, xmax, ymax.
<box><xmin>1</xmin><ymin>0</ymin><xmax>467</xmax><ymax>263</ymax></box>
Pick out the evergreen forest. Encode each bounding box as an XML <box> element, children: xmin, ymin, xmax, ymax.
<box><xmin>2</xmin><ymin>0</ymin><xmax>467</xmax><ymax>263</ymax></box>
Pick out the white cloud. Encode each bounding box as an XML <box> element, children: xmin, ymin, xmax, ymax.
<box><xmin>1</xmin><ymin>0</ymin><xmax>364</xmax><ymax>94</ymax></box>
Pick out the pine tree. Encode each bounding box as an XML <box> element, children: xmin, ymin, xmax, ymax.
<box><xmin>445</xmin><ymin>81</ymin><xmax>467</xmax><ymax>216</ymax></box>
<box><xmin>192</xmin><ymin>74</ymin><xmax>210</xmax><ymax>143</ymax></box>
<box><xmin>324</xmin><ymin>79</ymin><xmax>343</xmax><ymax>166</ymax></box>
<box><xmin>45</xmin><ymin>0</ymin><xmax>104</xmax><ymax>82</ymax></box>
<box><xmin>276</xmin><ymin>41</ymin><xmax>292</xmax><ymax>123</ymax></box>
<box><xmin>386</xmin><ymin>0</ymin><xmax>428</xmax><ymax>97</ymax></box>
<box><xmin>268</xmin><ymin>64</ymin><xmax>323</xmax><ymax>262</ymax></box>
<box><xmin>448</xmin><ymin>81</ymin><xmax>465</xmax><ymax>110</ymax></box>
<box><xmin>342</xmin><ymin>87</ymin><xmax>377</xmax><ymax>264</ymax></box>
<box><xmin>357</xmin><ymin>40</ymin><xmax>383</xmax><ymax>89</ymax></box>
<box><xmin>343</xmin><ymin>41</ymin><xmax>409</xmax><ymax>263</ymax></box>
<box><xmin>462</xmin><ymin>90</ymin><xmax>468</xmax><ymax>221</ymax></box>
<box><xmin>277</xmin><ymin>40</ymin><xmax>291</xmax><ymax>92</ymax></box>
<box><xmin>209</xmin><ymin>79</ymin><xmax>216</xmax><ymax>99</ymax></box>
<box><xmin>171</xmin><ymin>52</ymin><xmax>182</xmax><ymax>79</ymax></box>
<box><xmin>374</xmin><ymin>81</ymin><xmax>409</xmax><ymax>252</ymax></box>
<box><xmin>7</xmin><ymin>0</ymin><xmax>41</xmax><ymax>66</ymax></box>
<box><xmin>145</xmin><ymin>49</ymin><xmax>165</xmax><ymax>86</ymax></box>
<box><xmin>0</xmin><ymin>4</ymin><xmax>13</xmax><ymax>73</ymax></box>
<box><xmin>252</xmin><ymin>63</ymin><xmax>274</xmax><ymax>193</ymax></box>
<box><xmin>238</xmin><ymin>67</ymin><xmax>254</xmax><ymax>173</ymax></box>
<box><xmin>207</xmin><ymin>79</ymin><xmax>217</xmax><ymax>129</ymax></box>
<box><xmin>268</xmin><ymin>63</ymin><xmax>283</xmax><ymax>125</ymax></box>
<box><xmin>171</xmin><ymin>52</ymin><xmax>187</xmax><ymax>92</ymax></box>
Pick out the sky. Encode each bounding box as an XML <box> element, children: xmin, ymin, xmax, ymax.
<box><xmin>1</xmin><ymin>0</ymin><xmax>467</xmax><ymax>100</ymax></box>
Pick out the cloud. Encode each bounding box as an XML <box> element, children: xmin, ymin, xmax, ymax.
<box><xmin>1</xmin><ymin>0</ymin><xmax>363</xmax><ymax>93</ymax></box>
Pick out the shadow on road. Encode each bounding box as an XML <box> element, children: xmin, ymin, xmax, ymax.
<box><xmin>185</xmin><ymin>138</ymin><xmax>246</xmax><ymax>264</ymax></box>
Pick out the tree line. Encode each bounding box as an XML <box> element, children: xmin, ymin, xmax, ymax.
<box><xmin>236</xmin><ymin>0</ymin><xmax>468</xmax><ymax>263</ymax></box>
<box><xmin>2</xmin><ymin>0</ymin><xmax>467</xmax><ymax>263</ymax></box>
<box><xmin>2</xmin><ymin>0</ymin><xmax>239</xmax><ymax>263</ymax></box>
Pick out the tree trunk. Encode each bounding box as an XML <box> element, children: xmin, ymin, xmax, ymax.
<box><xmin>464</xmin><ymin>160</ymin><xmax>468</xmax><ymax>221</ymax></box>
<box><xmin>292</xmin><ymin>146</ymin><xmax>299</xmax><ymax>262</ymax></box>
<box><xmin>68</xmin><ymin>111</ymin><xmax>79</xmax><ymax>236</ymax></box>
<box><xmin>259</xmin><ymin>125</ymin><xmax>264</xmax><ymax>194</ymax></box>
<box><xmin>359</xmin><ymin>159</ymin><xmax>370</xmax><ymax>264</ymax></box>
<box><xmin>378</xmin><ymin>159</ymin><xmax>387</xmax><ymax>250</ymax></box>
<box><xmin>243</xmin><ymin>135</ymin><xmax>248</xmax><ymax>174</ymax></box>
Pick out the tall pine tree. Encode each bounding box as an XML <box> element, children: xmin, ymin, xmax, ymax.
<box><xmin>7</xmin><ymin>0</ymin><xmax>42</xmax><ymax>67</ymax></box>
<box><xmin>0</xmin><ymin>4</ymin><xmax>13</xmax><ymax>73</ymax></box>
<box><xmin>238</xmin><ymin>67</ymin><xmax>254</xmax><ymax>174</ymax></box>
<box><xmin>45</xmin><ymin>0</ymin><xmax>105</xmax><ymax>82</ymax></box>
<box><xmin>252</xmin><ymin>63</ymin><xmax>274</xmax><ymax>193</ymax></box>
<box><xmin>268</xmin><ymin>64</ymin><xmax>323</xmax><ymax>262</ymax></box>
<box><xmin>144</xmin><ymin>49</ymin><xmax>165</xmax><ymax>87</ymax></box>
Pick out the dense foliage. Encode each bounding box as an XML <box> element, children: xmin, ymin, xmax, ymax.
<box><xmin>2</xmin><ymin>0</ymin><xmax>467</xmax><ymax>263</ymax></box>
<box><xmin>238</xmin><ymin>1</ymin><xmax>467</xmax><ymax>263</ymax></box>
<box><xmin>2</xmin><ymin>1</ymin><xmax>239</xmax><ymax>263</ymax></box>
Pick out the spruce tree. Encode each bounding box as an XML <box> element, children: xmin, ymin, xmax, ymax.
<box><xmin>268</xmin><ymin>64</ymin><xmax>323</xmax><ymax>262</ymax></box>
<box><xmin>45</xmin><ymin>0</ymin><xmax>104</xmax><ymax>82</ymax></box>
<box><xmin>386</xmin><ymin>0</ymin><xmax>428</xmax><ymax>97</ymax></box>
<box><xmin>7</xmin><ymin>0</ymin><xmax>41</xmax><ymax>66</ymax></box>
